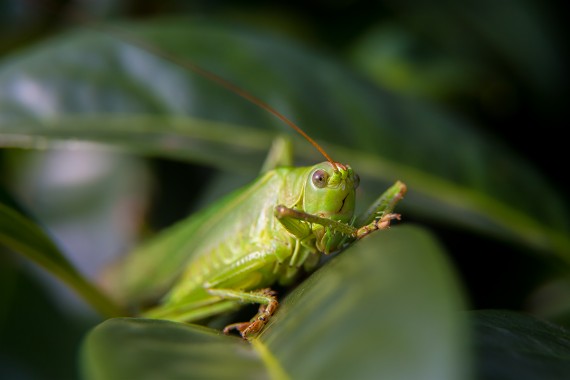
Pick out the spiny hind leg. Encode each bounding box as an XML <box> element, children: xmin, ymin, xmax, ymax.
<box><xmin>207</xmin><ymin>288</ymin><xmax>278</xmax><ymax>339</ymax></box>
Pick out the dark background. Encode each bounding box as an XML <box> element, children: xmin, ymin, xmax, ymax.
<box><xmin>2</xmin><ymin>0</ymin><xmax>568</xmax><ymax>195</ymax></box>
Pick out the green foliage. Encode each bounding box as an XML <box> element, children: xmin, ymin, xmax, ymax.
<box><xmin>0</xmin><ymin>1</ymin><xmax>568</xmax><ymax>379</ymax></box>
<box><xmin>472</xmin><ymin>310</ymin><xmax>570</xmax><ymax>380</ymax></box>
<box><xmin>0</xmin><ymin>193</ymin><xmax>123</xmax><ymax>317</ymax></box>
<box><xmin>82</xmin><ymin>229</ymin><xmax>468</xmax><ymax>380</ymax></box>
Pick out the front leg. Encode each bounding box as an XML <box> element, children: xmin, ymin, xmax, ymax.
<box><xmin>354</xmin><ymin>213</ymin><xmax>401</xmax><ymax>239</ymax></box>
<box><xmin>274</xmin><ymin>205</ymin><xmax>357</xmax><ymax>237</ymax></box>
<box><xmin>274</xmin><ymin>187</ymin><xmax>406</xmax><ymax>242</ymax></box>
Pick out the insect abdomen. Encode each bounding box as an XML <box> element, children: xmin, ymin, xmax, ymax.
<box><xmin>161</xmin><ymin>167</ymin><xmax>308</xmax><ymax>307</ymax></box>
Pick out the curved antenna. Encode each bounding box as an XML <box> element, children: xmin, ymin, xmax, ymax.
<box><xmin>83</xmin><ymin>22</ymin><xmax>338</xmax><ymax>170</ymax></box>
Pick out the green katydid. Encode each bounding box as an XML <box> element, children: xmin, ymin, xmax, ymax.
<box><xmin>101</xmin><ymin>25</ymin><xmax>407</xmax><ymax>339</ymax></box>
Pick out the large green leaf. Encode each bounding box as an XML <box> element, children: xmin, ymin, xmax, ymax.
<box><xmin>82</xmin><ymin>226</ymin><xmax>469</xmax><ymax>380</ymax></box>
<box><xmin>0</xmin><ymin>18</ymin><xmax>567</xmax><ymax>260</ymax></box>
<box><xmin>82</xmin><ymin>319</ymin><xmax>265</xmax><ymax>380</ymax></box>
<box><xmin>472</xmin><ymin>310</ymin><xmax>570</xmax><ymax>380</ymax></box>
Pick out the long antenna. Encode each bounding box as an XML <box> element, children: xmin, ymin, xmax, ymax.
<box><xmin>81</xmin><ymin>21</ymin><xmax>338</xmax><ymax>170</ymax></box>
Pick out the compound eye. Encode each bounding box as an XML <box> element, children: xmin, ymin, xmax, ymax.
<box><xmin>312</xmin><ymin>169</ymin><xmax>329</xmax><ymax>188</ymax></box>
<box><xmin>353</xmin><ymin>173</ymin><xmax>360</xmax><ymax>189</ymax></box>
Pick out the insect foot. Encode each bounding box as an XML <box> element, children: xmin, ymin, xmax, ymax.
<box><xmin>223</xmin><ymin>289</ymin><xmax>279</xmax><ymax>340</ymax></box>
<box><xmin>355</xmin><ymin>213</ymin><xmax>401</xmax><ymax>239</ymax></box>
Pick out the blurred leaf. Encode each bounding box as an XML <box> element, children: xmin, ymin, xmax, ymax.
<box><xmin>0</xmin><ymin>256</ymin><xmax>96</xmax><ymax>380</ymax></box>
<box><xmin>0</xmin><ymin>18</ymin><xmax>567</xmax><ymax>259</ymax></box>
<box><xmin>260</xmin><ymin>225</ymin><xmax>469</xmax><ymax>379</ymax></box>
<box><xmin>82</xmin><ymin>226</ymin><xmax>470</xmax><ymax>380</ymax></box>
<box><xmin>0</xmin><ymin>194</ymin><xmax>123</xmax><ymax>317</ymax></box>
<box><xmin>0</xmin><ymin>185</ymin><xmax>29</xmax><ymax>215</ymax></box>
<box><xmin>527</xmin><ymin>277</ymin><xmax>570</xmax><ymax>325</ymax></box>
<box><xmin>384</xmin><ymin>0</ymin><xmax>565</xmax><ymax>100</ymax></box>
<box><xmin>0</xmin><ymin>201</ymin><xmax>73</xmax><ymax>272</ymax></box>
<box><xmin>350</xmin><ymin>24</ymin><xmax>478</xmax><ymax>100</ymax></box>
<box><xmin>81</xmin><ymin>319</ymin><xmax>265</xmax><ymax>380</ymax></box>
<box><xmin>4</xmin><ymin>149</ymin><xmax>152</xmax><ymax>280</ymax></box>
<box><xmin>472</xmin><ymin>310</ymin><xmax>570</xmax><ymax>380</ymax></box>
